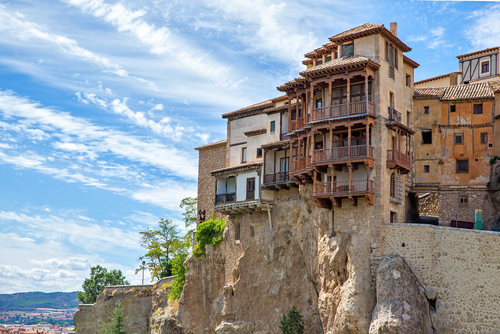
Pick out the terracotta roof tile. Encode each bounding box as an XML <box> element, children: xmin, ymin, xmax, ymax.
<box><xmin>403</xmin><ymin>55</ymin><xmax>420</xmax><ymax>68</ymax></box>
<box><xmin>329</xmin><ymin>22</ymin><xmax>411</xmax><ymax>52</ymax></box>
<box><xmin>413</xmin><ymin>87</ymin><xmax>447</xmax><ymax>100</ymax></box>
<box><xmin>265</xmin><ymin>102</ymin><xmax>297</xmax><ymax>114</ymax></box>
<box><xmin>211</xmin><ymin>162</ymin><xmax>262</xmax><ymax>176</ymax></box>
<box><xmin>457</xmin><ymin>47</ymin><xmax>500</xmax><ymax>60</ymax></box>
<box><xmin>441</xmin><ymin>82</ymin><xmax>494</xmax><ymax>101</ymax></box>
<box><xmin>277</xmin><ymin>77</ymin><xmax>308</xmax><ymax>92</ymax></box>
<box><xmin>299</xmin><ymin>56</ymin><xmax>378</xmax><ymax>76</ymax></box>
<box><xmin>222</xmin><ymin>99</ymin><xmax>273</xmax><ymax>119</ymax></box>
<box><xmin>488</xmin><ymin>80</ymin><xmax>500</xmax><ymax>93</ymax></box>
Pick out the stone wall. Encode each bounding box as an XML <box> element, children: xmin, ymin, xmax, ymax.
<box><xmin>419</xmin><ymin>192</ymin><xmax>439</xmax><ymax>217</ymax></box>
<box><xmin>383</xmin><ymin>223</ymin><xmax>500</xmax><ymax>333</ymax></box>
<box><xmin>196</xmin><ymin>141</ymin><xmax>227</xmax><ymax>223</ymax></box>
<box><xmin>438</xmin><ymin>189</ymin><xmax>493</xmax><ymax>228</ymax></box>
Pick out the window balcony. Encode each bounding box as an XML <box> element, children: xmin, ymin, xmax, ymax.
<box><xmin>386</xmin><ymin>149</ymin><xmax>411</xmax><ymax>173</ymax></box>
<box><xmin>291</xmin><ymin>158</ymin><xmax>307</xmax><ymax>172</ymax></box>
<box><xmin>312</xmin><ymin>145</ymin><xmax>374</xmax><ymax>164</ymax></box>
<box><xmin>311</xmin><ymin>101</ymin><xmax>375</xmax><ymax>122</ymax></box>
<box><xmin>313</xmin><ymin>179</ymin><xmax>374</xmax><ymax>207</ymax></box>
<box><xmin>387</xmin><ymin>107</ymin><xmax>402</xmax><ymax>123</ymax></box>
<box><xmin>215</xmin><ymin>193</ymin><xmax>236</xmax><ymax>204</ymax></box>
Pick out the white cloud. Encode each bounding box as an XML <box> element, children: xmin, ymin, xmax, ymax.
<box><xmin>132</xmin><ymin>180</ymin><xmax>197</xmax><ymax>212</ymax></box>
<box><xmin>467</xmin><ymin>4</ymin><xmax>500</xmax><ymax>49</ymax></box>
<box><xmin>31</xmin><ymin>257</ymin><xmax>92</xmax><ymax>271</ymax></box>
<box><xmin>78</xmin><ymin>215</ymin><xmax>96</xmax><ymax>222</ymax></box>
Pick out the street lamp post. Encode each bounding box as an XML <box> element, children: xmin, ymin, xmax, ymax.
<box><xmin>142</xmin><ymin>261</ymin><xmax>146</xmax><ymax>285</ymax></box>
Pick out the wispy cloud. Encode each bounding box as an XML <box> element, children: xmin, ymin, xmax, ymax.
<box><xmin>467</xmin><ymin>4</ymin><xmax>500</xmax><ymax>49</ymax></box>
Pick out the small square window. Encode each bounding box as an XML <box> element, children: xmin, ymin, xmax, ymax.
<box><xmin>316</xmin><ymin>60</ymin><xmax>323</xmax><ymax>65</ymax></box>
<box><xmin>256</xmin><ymin>148</ymin><xmax>263</xmax><ymax>158</ymax></box>
<box><xmin>424</xmin><ymin>165</ymin><xmax>430</xmax><ymax>173</ymax></box>
<box><xmin>241</xmin><ymin>147</ymin><xmax>247</xmax><ymax>163</ymax></box>
<box><xmin>481</xmin><ymin>62</ymin><xmax>490</xmax><ymax>73</ymax></box>
<box><xmin>458</xmin><ymin>195</ymin><xmax>468</xmax><ymax>206</ymax></box>
<box><xmin>481</xmin><ymin>133</ymin><xmax>488</xmax><ymax>144</ymax></box>
<box><xmin>454</xmin><ymin>133</ymin><xmax>463</xmax><ymax>145</ymax></box>
<box><xmin>474</xmin><ymin>104</ymin><xmax>483</xmax><ymax>114</ymax></box>
<box><xmin>406</xmin><ymin>74</ymin><xmax>411</xmax><ymax>87</ymax></box>
<box><xmin>456</xmin><ymin>159</ymin><xmax>469</xmax><ymax>173</ymax></box>
<box><xmin>422</xmin><ymin>131</ymin><xmax>432</xmax><ymax>144</ymax></box>
<box><xmin>342</xmin><ymin>44</ymin><xmax>354</xmax><ymax>58</ymax></box>
<box><xmin>270</xmin><ymin>121</ymin><xmax>276</xmax><ymax>133</ymax></box>
<box><xmin>450</xmin><ymin>105</ymin><xmax>456</xmax><ymax>113</ymax></box>
<box><xmin>326</xmin><ymin>56</ymin><xmax>332</xmax><ymax>62</ymax></box>
<box><xmin>424</xmin><ymin>106</ymin><xmax>429</xmax><ymax>114</ymax></box>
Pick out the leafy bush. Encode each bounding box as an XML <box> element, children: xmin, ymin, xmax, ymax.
<box><xmin>490</xmin><ymin>156</ymin><xmax>500</xmax><ymax>165</ymax></box>
<box><xmin>169</xmin><ymin>248</ymin><xmax>189</xmax><ymax>300</ymax></box>
<box><xmin>193</xmin><ymin>219</ymin><xmax>226</xmax><ymax>258</ymax></box>
<box><xmin>279</xmin><ymin>306</ymin><xmax>304</xmax><ymax>334</ymax></box>
<box><xmin>100</xmin><ymin>300</ymin><xmax>129</xmax><ymax>334</ymax></box>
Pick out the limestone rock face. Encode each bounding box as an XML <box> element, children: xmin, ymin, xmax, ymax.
<box><xmin>215</xmin><ymin>321</ymin><xmax>255</xmax><ymax>334</ymax></box>
<box><xmin>369</xmin><ymin>255</ymin><xmax>433</xmax><ymax>334</ymax></box>
<box><xmin>177</xmin><ymin>243</ymin><xmax>226</xmax><ymax>334</ymax></box>
<box><xmin>489</xmin><ymin>161</ymin><xmax>500</xmax><ymax>214</ymax></box>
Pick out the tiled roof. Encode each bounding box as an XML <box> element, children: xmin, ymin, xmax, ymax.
<box><xmin>265</xmin><ymin>102</ymin><xmax>297</xmax><ymax>114</ymax></box>
<box><xmin>211</xmin><ymin>162</ymin><xmax>262</xmax><ymax>176</ymax></box>
<box><xmin>414</xmin><ymin>72</ymin><xmax>460</xmax><ymax>85</ymax></box>
<box><xmin>441</xmin><ymin>82</ymin><xmax>494</xmax><ymax>101</ymax></box>
<box><xmin>329</xmin><ymin>22</ymin><xmax>411</xmax><ymax>52</ymax></box>
<box><xmin>413</xmin><ymin>87</ymin><xmax>447</xmax><ymax>100</ymax></box>
<box><xmin>403</xmin><ymin>55</ymin><xmax>420</xmax><ymax>68</ymax></box>
<box><xmin>261</xmin><ymin>140</ymin><xmax>290</xmax><ymax>150</ymax></box>
<box><xmin>414</xmin><ymin>81</ymin><xmax>500</xmax><ymax>101</ymax></box>
<box><xmin>488</xmin><ymin>79</ymin><xmax>500</xmax><ymax>93</ymax></box>
<box><xmin>299</xmin><ymin>56</ymin><xmax>379</xmax><ymax>76</ymax></box>
<box><xmin>276</xmin><ymin>77</ymin><xmax>308</xmax><ymax>92</ymax></box>
<box><xmin>222</xmin><ymin>99</ymin><xmax>273</xmax><ymax>119</ymax></box>
<box><xmin>244</xmin><ymin>128</ymin><xmax>267</xmax><ymax>137</ymax></box>
<box><xmin>271</xmin><ymin>95</ymin><xmax>288</xmax><ymax>102</ymax></box>
<box><xmin>457</xmin><ymin>47</ymin><xmax>500</xmax><ymax>60</ymax></box>
<box><xmin>195</xmin><ymin>140</ymin><xmax>226</xmax><ymax>151</ymax></box>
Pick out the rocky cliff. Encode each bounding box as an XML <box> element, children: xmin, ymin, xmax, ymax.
<box><xmin>487</xmin><ymin>160</ymin><xmax>500</xmax><ymax>229</ymax></box>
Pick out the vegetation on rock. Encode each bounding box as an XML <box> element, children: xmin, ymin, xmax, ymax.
<box><xmin>279</xmin><ymin>306</ymin><xmax>304</xmax><ymax>334</ymax></box>
<box><xmin>100</xmin><ymin>300</ymin><xmax>130</xmax><ymax>334</ymax></box>
<box><xmin>193</xmin><ymin>218</ymin><xmax>226</xmax><ymax>258</ymax></box>
<box><xmin>78</xmin><ymin>266</ymin><xmax>129</xmax><ymax>304</ymax></box>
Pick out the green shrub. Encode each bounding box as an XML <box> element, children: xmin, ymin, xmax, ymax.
<box><xmin>490</xmin><ymin>156</ymin><xmax>500</xmax><ymax>165</ymax></box>
<box><xmin>169</xmin><ymin>252</ymin><xmax>188</xmax><ymax>300</ymax></box>
<box><xmin>279</xmin><ymin>306</ymin><xmax>304</xmax><ymax>334</ymax></box>
<box><xmin>193</xmin><ymin>219</ymin><xmax>226</xmax><ymax>258</ymax></box>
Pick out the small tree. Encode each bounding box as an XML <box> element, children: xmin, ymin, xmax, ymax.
<box><xmin>77</xmin><ymin>266</ymin><xmax>129</xmax><ymax>304</ymax></box>
<box><xmin>100</xmin><ymin>300</ymin><xmax>129</xmax><ymax>334</ymax></box>
<box><xmin>193</xmin><ymin>219</ymin><xmax>226</xmax><ymax>258</ymax></box>
<box><xmin>168</xmin><ymin>239</ymin><xmax>189</xmax><ymax>300</ymax></box>
<box><xmin>279</xmin><ymin>306</ymin><xmax>304</xmax><ymax>334</ymax></box>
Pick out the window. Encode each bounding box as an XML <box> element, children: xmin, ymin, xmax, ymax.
<box><xmin>385</xmin><ymin>41</ymin><xmax>398</xmax><ymax>69</ymax></box>
<box><xmin>390</xmin><ymin>211</ymin><xmax>397</xmax><ymax>224</ymax></box>
<box><xmin>456</xmin><ymin>159</ymin><xmax>469</xmax><ymax>173</ymax></box>
<box><xmin>246</xmin><ymin>177</ymin><xmax>255</xmax><ymax>200</ymax></box>
<box><xmin>424</xmin><ymin>165</ymin><xmax>430</xmax><ymax>173</ymax></box>
<box><xmin>326</xmin><ymin>56</ymin><xmax>332</xmax><ymax>62</ymax></box>
<box><xmin>422</xmin><ymin>131</ymin><xmax>432</xmax><ymax>144</ymax></box>
<box><xmin>406</xmin><ymin>74</ymin><xmax>411</xmax><ymax>87</ymax></box>
<box><xmin>241</xmin><ymin>147</ymin><xmax>247</xmax><ymax>163</ymax></box>
<box><xmin>424</xmin><ymin>106</ymin><xmax>429</xmax><ymax>114</ymax></box>
<box><xmin>270</xmin><ymin>121</ymin><xmax>276</xmax><ymax>133</ymax></box>
<box><xmin>481</xmin><ymin>132</ymin><xmax>488</xmax><ymax>144</ymax></box>
<box><xmin>315</xmin><ymin>98</ymin><xmax>322</xmax><ymax>109</ymax></box>
<box><xmin>450</xmin><ymin>105</ymin><xmax>456</xmax><ymax>113</ymax></box>
<box><xmin>235</xmin><ymin>222</ymin><xmax>240</xmax><ymax>241</ymax></box>
<box><xmin>256</xmin><ymin>148</ymin><xmax>263</xmax><ymax>158</ymax></box>
<box><xmin>342</xmin><ymin>44</ymin><xmax>354</xmax><ymax>57</ymax></box>
<box><xmin>474</xmin><ymin>104</ymin><xmax>483</xmax><ymax>114</ymax></box>
<box><xmin>481</xmin><ymin>62</ymin><xmax>490</xmax><ymax>73</ymax></box>
<box><xmin>454</xmin><ymin>133</ymin><xmax>463</xmax><ymax>145</ymax></box>
<box><xmin>316</xmin><ymin>60</ymin><xmax>323</xmax><ymax>65</ymax></box>
<box><xmin>459</xmin><ymin>195</ymin><xmax>468</xmax><ymax>206</ymax></box>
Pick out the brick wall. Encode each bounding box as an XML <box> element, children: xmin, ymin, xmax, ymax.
<box><xmin>196</xmin><ymin>141</ymin><xmax>227</xmax><ymax>224</ymax></box>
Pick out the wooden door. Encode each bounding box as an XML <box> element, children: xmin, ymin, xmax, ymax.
<box><xmin>246</xmin><ymin>178</ymin><xmax>255</xmax><ymax>200</ymax></box>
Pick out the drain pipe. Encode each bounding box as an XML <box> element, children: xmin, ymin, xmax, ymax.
<box><xmin>266</xmin><ymin>203</ymin><xmax>272</xmax><ymax>232</ymax></box>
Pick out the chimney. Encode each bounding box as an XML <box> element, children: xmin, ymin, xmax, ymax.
<box><xmin>390</xmin><ymin>22</ymin><xmax>397</xmax><ymax>37</ymax></box>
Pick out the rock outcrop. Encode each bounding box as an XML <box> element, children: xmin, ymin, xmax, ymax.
<box><xmin>486</xmin><ymin>160</ymin><xmax>500</xmax><ymax>229</ymax></box>
<box><xmin>369</xmin><ymin>255</ymin><xmax>434</xmax><ymax>334</ymax></box>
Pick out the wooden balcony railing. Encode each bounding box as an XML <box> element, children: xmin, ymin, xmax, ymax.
<box><xmin>387</xmin><ymin>150</ymin><xmax>410</xmax><ymax>170</ymax></box>
<box><xmin>312</xmin><ymin>145</ymin><xmax>374</xmax><ymax>163</ymax></box>
<box><xmin>246</xmin><ymin>189</ymin><xmax>255</xmax><ymax>200</ymax></box>
<box><xmin>291</xmin><ymin>158</ymin><xmax>306</xmax><ymax>172</ymax></box>
<box><xmin>215</xmin><ymin>193</ymin><xmax>236</xmax><ymax>204</ymax></box>
<box><xmin>387</xmin><ymin>107</ymin><xmax>402</xmax><ymax>123</ymax></box>
<box><xmin>263</xmin><ymin>172</ymin><xmax>290</xmax><ymax>184</ymax></box>
<box><xmin>297</xmin><ymin>118</ymin><xmax>305</xmax><ymax>129</ymax></box>
<box><xmin>314</xmin><ymin>180</ymin><xmax>374</xmax><ymax>196</ymax></box>
<box><xmin>289</xmin><ymin>121</ymin><xmax>296</xmax><ymax>132</ymax></box>
<box><xmin>311</xmin><ymin>101</ymin><xmax>375</xmax><ymax>122</ymax></box>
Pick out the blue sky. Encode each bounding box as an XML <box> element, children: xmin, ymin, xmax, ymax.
<box><xmin>0</xmin><ymin>0</ymin><xmax>499</xmax><ymax>293</ymax></box>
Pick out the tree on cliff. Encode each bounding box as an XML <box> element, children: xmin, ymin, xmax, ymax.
<box><xmin>77</xmin><ymin>266</ymin><xmax>129</xmax><ymax>304</ymax></box>
<box><xmin>100</xmin><ymin>300</ymin><xmax>129</xmax><ymax>334</ymax></box>
<box><xmin>279</xmin><ymin>306</ymin><xmax>304</xmax><ymax>334</ymax></box>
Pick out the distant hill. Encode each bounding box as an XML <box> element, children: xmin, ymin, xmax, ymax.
<box><xmin>0</xmin><ymin>292</ymin><xmax>79</xmax><ymax>311</ymax></box>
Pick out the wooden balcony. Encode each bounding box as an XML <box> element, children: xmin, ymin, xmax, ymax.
<box><xmin>215</xmin><ymin>193</ymin><xmax>236</xmax><ymax>204</ymax></box>
<box><xmin>313</xmin><ymin>179</ymin><xmax>374</xmax><ymax>207</ymax></box>
<box><xmin>387</xmin><ymin>150</ymin><xmax>411</xmax><ymax>174</ymax></box>
<box><xmin>291</xmin><ymin>158</ymin><xmax>307</xmax><ymax>172</ymax></box>
<box><xmin>311</xmin><ymin>101</ymin><xmax>375</xmax><ymax>122</ymax></box>
<box><xmin>312</xmin><ymin>145</ymin><xmax>374</xmax><ymax>164</ymax></box>
<box><xmin>387</xmin><ymin>108</ymin><xmax>402</xmax><ymax>124</ymax></box>
<box><xmin>262</xmin><ymin>171</ymin><xmax>296</xmax><ymax>190</ymax></box>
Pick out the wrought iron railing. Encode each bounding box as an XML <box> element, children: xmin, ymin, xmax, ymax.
<box><xmin>263</xmin><ymin>172</ymin><xmax>290</xmax><ymax>184</ymax></box>
<box><xmin>215</xmin><ymin>193</ymin><xmax>236</xmax><ymax>204</ymax></box>
<box><xmin>387</xmin><ymin>107</ymin><xmax>402</xmax><ymax>123</ymax></box>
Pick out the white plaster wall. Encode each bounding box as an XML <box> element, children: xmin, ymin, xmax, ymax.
<box><xmin>266</xmin><ymin>113</ymin><xmax>281</xmax><ymax>143</ymax></box>
<box><xmin>236</xmin><ymin>171</ymin><xmax>259</xmax><ymax>201</ymax></box>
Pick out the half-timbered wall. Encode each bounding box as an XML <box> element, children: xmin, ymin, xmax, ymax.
<box><xmin>459</xmin><ymin>52</ymin><xmax>499</xmax><ymax>83</ymax></box>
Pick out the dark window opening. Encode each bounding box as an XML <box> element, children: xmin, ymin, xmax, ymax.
<box><xmin>406</xmin><ymin>74</ymin><xmax>411</xmax><ymax>87</ymax></box>
<box><xmin>342</xmin><ymin>44</ymin><xmax>354</xmax><ymax>57</ymax></box>
<box><xmin>270</xmin><ymin>121</ymin><xmax>276</xmax><ymax>133</ymax></box>
<box><xmin>459</xmin><ymin>195</ymin><xmax>468</xmax><ymax>206</ymax></box>
<box><xmin>450</xmin><ymin>105</ymin><xmax>456</xmax><ymax>113</ymax></box>
<box><xmin>316</xmin><ymin>60</ymin><xmax>323</xmax><ymax>65</ymax></box>
<box><xmin>326</xmin><ymin>56</ymin><xmax>332</xmax><ymax>62</ymax></box>
<box><xmin>390</xmin><ymin>211</ymin><xmax>397</xmax><ymax>224</ymax></box>
<box><xmin>424</xmin><ymin>165</ymin><xmax>430</xmax><ymax>173</ymax></box>
<box><xmin>246</xmin><ymin>177</ymin><xmax>255</xmax><ymax>200</ymax></box>
<box><xmin>256</xmin><ymin>148</ymin><xmax>263</xmax><ymax>158</ymax></box>
<box><xmin>481</xmin><ymin>133</ymin><xmax>488</xmax><ymax>144</ymax></box>
<box><xmin>456</xmin><ymin>159</ymin><xmax>469</xmax><ymax>173</ymax></box>
<box><xmin>454</xmin><ymin>133</ymin><xmax>463</xmax><ymax>145</ymax></box>
<box><xmin>424</xmin><ymin>106</ymin><xmax>429</xmax><ymax>114</ymax></box>
<box><xmin>241</xmin><ymin>147</ymin><xmax>247</xmax><ymax>163</ymax></box>
<box><xmin>422</xmin><ymin>131</ymin><xmax>432</xmax><ymax>144</ymax></box>
<box><xmin>474</xmin><ymin>104</ymin><xmax>483</xmax><ymax>114</ymax></box>
<box><xmin>481</xmin><ymin>62</ymin><xmax>490</xmax><ymax>73</ymax></box>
